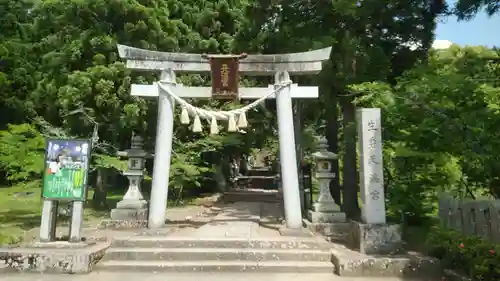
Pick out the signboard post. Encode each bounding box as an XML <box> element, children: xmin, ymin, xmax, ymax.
<box><xmin>40</xmin><ymin>139</ymin><xmax>91</xmax><ymax>242</ymax></box>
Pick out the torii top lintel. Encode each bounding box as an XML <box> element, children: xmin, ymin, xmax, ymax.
<box><xmin>117</xmin><ymin>44</ymin><xmax>332</xmax><ymax>76</ymax></box>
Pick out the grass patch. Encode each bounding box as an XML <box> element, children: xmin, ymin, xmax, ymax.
<box><xmin>0</xmin><ymin>184</ymin><xmax>43</xmax><ymax>245</ymax></box>
<box><xmin>0</xmin><ymin>183</ymin><xmax>199</xmax><ymax>245</ymax></box>
<box><xmin>0</xmin><ymin>184</ymin><xmax>123</xmax><ymax>245</ymax></box>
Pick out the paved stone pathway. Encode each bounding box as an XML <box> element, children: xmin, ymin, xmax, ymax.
<box><xmin>0</xmin><ymin>272</ymin><xmax>439</xmax><ymax>281</ymax></box>
<box><xmin>166</xmin><ymin>201</ymin><xmax>286</xmax><ymax>238</ymax></box>
<box><xmin>193</xmin><ymin>202</ymin><xmax>261</xmax><ymax>238</ymax></box>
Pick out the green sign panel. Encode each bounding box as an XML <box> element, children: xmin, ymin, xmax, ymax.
<box><xmin>42</xmin><ymin>139</ymin><xmax>91</xmax><ymax>201</ymax></box>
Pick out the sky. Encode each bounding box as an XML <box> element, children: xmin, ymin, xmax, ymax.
<box><xmin>435</xmin><ymin>4</ymin><xmax>500</xmax><ymax>48</ymax></box>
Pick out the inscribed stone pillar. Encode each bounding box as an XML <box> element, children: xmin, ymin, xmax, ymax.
<box><xmin>350</xmin><ymin>108</ymin><xmax>402</xmax><ymax>255</ymax></box>
<box><xmin>357</xmin><ymin>108</ymin><xmax>386</xmax><ymax>224</ymax></box>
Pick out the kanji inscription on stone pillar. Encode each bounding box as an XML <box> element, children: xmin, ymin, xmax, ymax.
<box><xmin>357</xmin><ymin>108</ymin><xmax>386</xmax><ymax>224</ymax></box>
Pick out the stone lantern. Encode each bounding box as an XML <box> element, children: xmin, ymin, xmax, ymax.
<box><xmin>110</xmin><ymin>135</ymin><xmax>148</xmax><ymax>221</ymax></box>
<box><xmin>307</xmin><ymin>136</ymin><xmax>346</xmax><ymax>223</ymax></box>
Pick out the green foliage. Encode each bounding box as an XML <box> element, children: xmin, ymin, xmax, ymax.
<box><xmin>427</xmin><ymin>227</ymin><xmax>500</xmax><ymax>280</ymax></box>
<box><xmin>352</xmin><ymin>46</ymin><xmax>500</xmax><ymax>223</ymax></box>
<box><xmin>454</xmin><ymin>0</ymin><xmax>500</xmax><ymax>20</ymax></box>
<box><xmin>0</xmin><ymin>0</ymin><xmax>39</xmax><ymax>125</ymax></box>
<box><xmin>169</xmin><ymin>137</ymin><xmax>218</xmax><ymax>191</ymax></box>
<box><xmin>93</xmin><ymin>154</ymin><xmax>127</xmax><ymax>171</ymax></box>
<box><xmin>0</xmin><ymin>124</ymin><xmax>45</xmax><ymax>182</ymax></box>
<box><xmin>0</xmin><ymin>0</ymin><xmax>261</xmax><ymax>194</ymax></box>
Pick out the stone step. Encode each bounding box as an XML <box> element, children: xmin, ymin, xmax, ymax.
<box><xmin>226</xmin><ymin>189</ymin><xmax>281</xmax><ymax>194</ymax></box>
<box><xmin>247</xmin><ymin>178</ymin><xmax>276</xmax><ymax>190</ymax></box>
<box><xmin>224</xmin><ymin>197</ymin><xmax>282</xmax><ymax>203</ymax></box>
<box><xmin>248</xmin><ymin>169</ymin><xmax>273</xmax><ymax>177</ymax></box>
<box><xmin>223</xmin><ymin>192</ymin><xmax>282</xmax><ymax>203</ymax></box>
<box><xmin>104</xmin><ymin>247</ymin><xmax>331</xmax><ymax>262</ymax></box>
<box><xmin>111</xmin><ymin>237</ymin><xmax>327</xmax><ymax>249</ymax></box>
<box><xmin>232</xmin><ymin>193</ymin><xmax>281</xmax><ymax>197</ymax></box>
<box><xmin>97</xmin><ymin>260</ymin><xmax>334</xmax><ymax>273</ymax></box>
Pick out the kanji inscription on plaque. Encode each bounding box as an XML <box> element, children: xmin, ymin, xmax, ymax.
<box><xmin>205</xmin><ymin>54</ymin><xmax>246</xmax><ymax>100</ymax></box>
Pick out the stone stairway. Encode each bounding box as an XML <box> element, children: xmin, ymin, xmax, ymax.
<box><xmin>245</xmin><ymin>168</ymin><xmax>277</xmax><ymax>190</ymax></box>
<box><xmin>223</xmin><ymin>167</ymin><xmax>282</xmax><ymax>203</ymax></box>
<box><xmin>98</xmin><ymin>237</ymin><xmax>335</xmax><ymax>272</ymax></box>
<box><xmin>97</xmin><ymin>202</ymin><xmax>335</xmax><ymax>273</ymax></box>
<box><xmin>223</xmin><ymin>189</ymin><xmax>283</xmax><ymax>203</ymax></box>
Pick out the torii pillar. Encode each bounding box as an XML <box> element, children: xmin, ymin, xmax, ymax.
<box><xmin>117</xmin><ymin>45</ymin><xmax>332</xmax><ymax>230</ymax></box>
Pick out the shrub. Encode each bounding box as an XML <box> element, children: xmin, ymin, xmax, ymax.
<box><xmin>426</xmin><ymin>226</ymin><xmax>500</xmax><ymax>281</ymax></box>
<box><xmin>0</xmin><ymin>123</ymin><xmax>45</xmax><ymax>183</ymax></box>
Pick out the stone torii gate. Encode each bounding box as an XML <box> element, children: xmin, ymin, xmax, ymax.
<box><xmin>117</xmin><ymin>45</ymin><xmax>332</xmax><ymax>230</ymax></box>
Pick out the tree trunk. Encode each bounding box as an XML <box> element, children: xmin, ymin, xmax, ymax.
<box><xmin>92</xmin><ymin>167</ymin><xmax>108</xmax><ymax>209</ymax></box>
<box><xmin>214</xmin><ymin>164</ymin><xmax>228</xmax><ymax>192</ymax></box>
<box><xmin>325</xmin><ymin>99</ymin><xmax>342</xmax><ymax>208</ymax></box>
<box><xmin>341</xmin><ymin>96</ymin><xmax>360</xmax><ymax>219</ymax></box>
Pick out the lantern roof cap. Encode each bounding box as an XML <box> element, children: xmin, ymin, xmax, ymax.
<box><xmin>312</xmin><ymin>136</ymin><xmax>337</xmax><ymax>160</ymax></box>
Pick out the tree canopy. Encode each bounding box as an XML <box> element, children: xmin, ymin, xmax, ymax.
<box><xmin>454</xmin><ymin>0</ymin><xmax>500</xmax><ymax>19</ymax></box>
<box><xmin>0</xmin><ymin>0</ymin><xmax>499</xmax><ymax>224</ymax></box>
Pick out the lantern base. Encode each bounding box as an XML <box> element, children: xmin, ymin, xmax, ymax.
<box><xmin>307</xmin><ymin>209</ymin><xmax>346</xmax><ymax>223</ymax></box>
<box><xmin>313</xmin><ymin>201</ymin><xmax>341</xmax><ymax>212</ymax></box>
<box><xmin>116</xmin><ymin>199</ymin><xmax>147</xmax><ymax>209</ymax></box>
<box><xmin>110</xmin><ymin>208</ymin><xmax>148</xmax><ymax>221</ymax></box>
<box><xmin>110</xmin><ymin>199</ymin><xmax>148</xmax><ymax>221</ymax></box>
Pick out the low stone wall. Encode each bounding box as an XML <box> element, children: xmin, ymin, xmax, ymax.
<box><xmin>347</xmin><ymin>220</ymin><xmax>403</xmax><ymax>255</ymax></box>
<box><xmin>0</xmin><ymin>242</ymin><xmax>109</xmax><ymax>274</ymax></box>
<box><xmin>99</xmin><ymin>219</ymin><xmax>148</xmax><ymax>229</ymax></box>
<box><xmin>331</xmin><ymin>245</ymin><xmax>442</xmax><ymax>278</ymax></box>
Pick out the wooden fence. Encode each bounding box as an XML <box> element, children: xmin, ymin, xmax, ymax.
<box><xmin>438</xmin><ymin>196</ymin><xmax>500</xmax><ymax>243</ymax></box>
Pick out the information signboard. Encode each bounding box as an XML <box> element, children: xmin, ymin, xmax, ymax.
<box><xmin>42</xmin><ymin>139</ymin><xmax>91</xmax><ymax>201</ymax></box>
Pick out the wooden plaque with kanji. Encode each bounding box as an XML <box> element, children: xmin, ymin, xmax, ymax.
<box><xmin>209</xmin><ymin>56</ymin><xmax>240</xmax><ymax>100</ymax></box>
